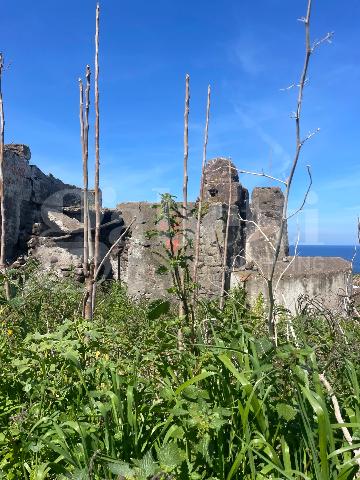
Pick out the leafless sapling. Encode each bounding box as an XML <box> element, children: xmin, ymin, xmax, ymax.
<box><xmin>80</xmin><ymin>66</ymin><xmax>93</xmax><ymax>320</ymax></box>
<box><xmin>267</xmin><ymin>0</ymin><xmax>321</xmax><ymax>343</ymax></box>
<box><xmin>179</xmin><ymin>73</ymin><xmax>190</xmax><ymax>320</ymax></box>
<box><xmin>239</xmin><ymin>0</ymin><xmax>331</xmax><ymax>344</ymax></box>
<box><xmin>94</xmin><ymin>2</ymin><xmax>101</xmax><ymax>274</ymax></box>
<box><xmin>193</xmin><ymin>84</ymin><xmax>211</xmax><ymax>303</ymax></box>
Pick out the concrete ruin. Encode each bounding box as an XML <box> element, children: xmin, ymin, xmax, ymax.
<box><xmin>3</xmin><ymin>145</ymin><xmax>353</xmax><ymax>314</ymax></box>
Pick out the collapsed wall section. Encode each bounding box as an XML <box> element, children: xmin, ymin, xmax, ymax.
<box><xmin>3</xmin><ymin>144</ymin><xmax>81</xmax><ymax>261</ymax></box>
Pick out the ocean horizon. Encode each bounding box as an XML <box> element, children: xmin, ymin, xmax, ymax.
<box><xmin>289</xmin><ymin>245</ymin><xmax>360</xmax><ymax>274</ymax></box>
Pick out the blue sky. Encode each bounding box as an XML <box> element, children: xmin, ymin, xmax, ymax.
<box><xmin>1</xmin><ymin>1</ymin><xmax>360</xmax><ymax>244</ymax></box>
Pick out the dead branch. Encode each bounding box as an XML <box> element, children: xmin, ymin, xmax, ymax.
<box><xmin>287</xmin><ymin>165</ymin><xmax>313</xmax><ymax>219</ymax></box>
<box><xmin>79</xmin><ymin>78</ymin><xmax>87</xmax><ymax>277</ymax></box>
<box><xmin>94</xmin><ymin>2</ymin><xmax>101</xmax><ymax>273</ymax></box>
<box><xmin>274</xmin><ymin>228</ymin><xmax>300</xmax><ymax>293</ymax></box>
<box><xmin>280</xmin><ymin>78</ymin><xmax>309</xmax><ymax>91</ymax></box>
<box><xmin>238</xmin><ymin>213</ymin><xmax>276</xmax><ymax>252</ymax></box>
<box><xmin>93</xmin><ymin>217</ymin><xmax>136</xmax><ymax>283</ymax></box>
<box><xmin>311</xmin><ymin>31</ymin><xmax>334</xmax><ymax>52</ymax></box>
<box><xmin>300</xmin><ymin>127</ymin><xmax>320</xmax><ymax>146</ymax></box>
<box><xmin>182</xmin><ymin>73</ymin><xmax>190</xmax><ymax>249</ymax></box>
<box><xmin>193</xmin><ymin>84</ymin><xmax>211</xmax><ymax>300</ymax></box>
<box><xmin>92</xmin><ymin>3</ymin><xmax>101</xmax><ymax>315</ymax></box>
<box><xmin>239</xmin><ymin>169</ymin><xmax>287</xmax><ymax>186</ymax></box>
<box><xmin>80</xmin><ymin>65</ymin><xmax>93</xmax><ymax>320</ymax></box>
<box><xmin>179</xmin><ymin>73</ymin><xmax>190</xmax><ymax>322</ymax></box>
<box><xmin>319</xmin><ymin>373</ymin><xmax>360</xmax><ymax>474</ymax></box>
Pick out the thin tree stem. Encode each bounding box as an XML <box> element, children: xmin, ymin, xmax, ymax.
<box><xmin>267</xmin><ymin>0</ymin><xmax>313</xmax><ymax>343</ymax></box>
<box><xmin>80</xmin><ymin>66</ymin><xmax>93</xmax><ymax>320</ymax></box>
<box><xmin>179</xmin><ymin>73</ymin><xmax>190</xmax><ymax>321</ymax></box>
<box><xmin>94</xmin><ymin>3</ymin><xmax>100</xmax><ymax>273</ymax></box>
<box><xmin>193</xmin><ymin>84</ymin><xmax>210</xmax><ymax>303</ymax></box>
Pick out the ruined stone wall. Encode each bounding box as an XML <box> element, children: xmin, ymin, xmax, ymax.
<box><xmin>231</xmin><ymin>257</ymin><xmax>352</xmax><ymax>314</ymax></box>
<box><xmin>2</xmin><ymin>148</ymin><xmax>294</xmax><ymax>302</ymax></box>
<box><xmin>245</xmin><ymin>186</ymin><xmax>288</xmax><ymax>266</ymax></box>
<box><xmin>113</xmin><ymin>158</ymin><xmax>246</xmax><ymax>300</ymax></box>
<box><xmin>113</xmin><ymin>201</ymin><xmax>243</xmax><ymax>299</ymax></box>
<box><xmin>3</xmin><ymin>145</ymin><xmax>81</xmax><ymax>261</ymax></box>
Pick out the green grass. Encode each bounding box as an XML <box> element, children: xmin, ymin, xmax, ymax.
<box><xmin>1</xmin><ymin>268</ymin><xmax>360</xmax><ymax>479</ymax></box>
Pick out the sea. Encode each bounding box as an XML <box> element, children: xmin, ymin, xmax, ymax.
<box><xmin>289</xmin><ymin>245</ymin><xmax>360</xmax><ymax>274</ymax></box>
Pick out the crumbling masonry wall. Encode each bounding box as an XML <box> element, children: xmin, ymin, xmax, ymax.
<box><xmin>2</xmin><ymin>147</ymin><xmax>350</xmax><ymax>312</ymax></box>
<box><xmin>113</xmin><ymin>158</ymin><xmax>246</xmax><ymax>299</ymax></box>
<box><xmin>3</xmin><ymin>145</ymin><xmax>81</xmax><ymax>260</ymax></box>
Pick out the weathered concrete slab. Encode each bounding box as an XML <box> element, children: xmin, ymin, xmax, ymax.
<box><xmin>231</xmin><ymin>256</ymin><xmax>352</xmax><ymax>314</ymax></box>
<box><xmin>44</xmin><ymin>210</ymin><xmax>83</xmax><ymax>234</ymax></box>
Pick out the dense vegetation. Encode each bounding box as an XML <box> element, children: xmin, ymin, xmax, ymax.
<box><xmin>0</xmin><ymin>264</ymin><xmax>360</xmax><ymax>479</ymax></box>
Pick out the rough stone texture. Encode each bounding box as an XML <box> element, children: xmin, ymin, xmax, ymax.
<box><xmin>203</xmin><ymin>157</ymin><xmax>242</xmax><ymax>206</ymax></box>
<box><xmin>3</xmin><ymin>144</ymin><xmax>81</xmax><ymax>260</ymax></box>
<box><xmin>44</xmin><ymin>210</ymin><xmax>83</xmax><ymax>234</ymax></box>
<box><xmin>29</xmin><ymin>207</ymin><xmax>123</xmax><ymax>278</ymax></box>
<box><xmin>196</xmin><ymin>203</ymin><xmax>243</xmax><ymax>297</ymax></box>
<box><xmin>114</xmin><ymin>158</ymin><xmax>247</xmax><ymax>300</ymax></box>
<box><xmin>112</xmin><ymin>202</ymin><xmax>173</xmax><ymax>298</ymax></box>
<box><xmin>231</xmin><ymin>256</ymin><xmax>352</xmax><ymax>314</ymax></box>
<box><xmin>2</xmin><ymin>147</ymin><xmax>353</xmax><ymax>310</ymax></box>
<box><xmin>114</xmin><ymin>199</ymin><xmax>243</xmax><ymax>299</ymax></box>
<box><xmin>245</xmin><ymin>187</ymin><xmax>288</xmax><ymax>266</ymax></box>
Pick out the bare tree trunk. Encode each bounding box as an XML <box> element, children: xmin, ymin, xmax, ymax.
<box><xmin>182</xmin><ymin>74</ymin><xmax>190</xmax><ymax>252</ymax></box>
<box><xmin>94</xmin><ymin>3</ymin><xmax>100</xmax><ymax>274</ymax></box>
<box><xmin>179</xmin><ymin>74</ymin><xmax>190</xmax><ymax>316</ymax></box>
<box><xmin>177</xmin><ymin>74</ymin><xmax>190</xmax><ymax>348</ymax></box>
<box><xmin>0</xmin><ymin>54</ymin><xmax>10</xmax><ymax>301</ymax></box>
<box><xmin>80</xmin><ymin>66</ymin><xmax>93</xmax><ymax>320</ymax></box>
<box><xmin>79</xmin><ymin>79</ymin><xmax>88</xmax><ymax>276</ymax></box>
<box><xmin>92</xmin><ymin>3</ymin><xmax>101</xmax><ymax>315</ymax></box>
<box><xmin>193</xmin><ymin>84</ymin><xmax>211</xmax><ymax>304</ymax></box>
<box><xmin>219</xmin><ymin>159</ymin><xmax>232</xmax><ymax>310</ymax></box>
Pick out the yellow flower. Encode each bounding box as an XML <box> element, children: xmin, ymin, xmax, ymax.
<box><xmin>7</xmin><ymin>329</ymin><xmax>13</xmax><ymax>336</ymax></box>
<box><xmin>95</xmin><ymin>350</ymin><xmax>101</xmax><ymax>358</ymax></box>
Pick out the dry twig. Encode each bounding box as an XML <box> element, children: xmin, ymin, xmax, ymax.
<box><xmin>94</xmin><ymin>217</ymin><xmax>136</xmax><ymax>283</ymax></box>
<box><xmin>320</xmin><ymin>373</ymin><xmax>360</xmax><ymax>475</ymax></box>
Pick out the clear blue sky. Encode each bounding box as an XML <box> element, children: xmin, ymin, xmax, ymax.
<box><xmin>1</xmin><ymin>1</ymin><xmax>359</xmax><ymax>244</ymax></box>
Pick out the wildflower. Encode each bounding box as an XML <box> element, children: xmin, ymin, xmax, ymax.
<box><xmin>95</xmin><ymin>350</ymin><xmax>100</xmax><ymax>358</ymax></box>
<box><xmin>7</xmin><ymin>329</ymin><xmax>13</xmax><ymax>336</ymax></box>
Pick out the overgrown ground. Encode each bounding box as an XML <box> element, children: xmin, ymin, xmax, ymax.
<box><xmin>1</xmin><ymin>265</ymin><xmax>360</xmax><ymax>479</ymax></box>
